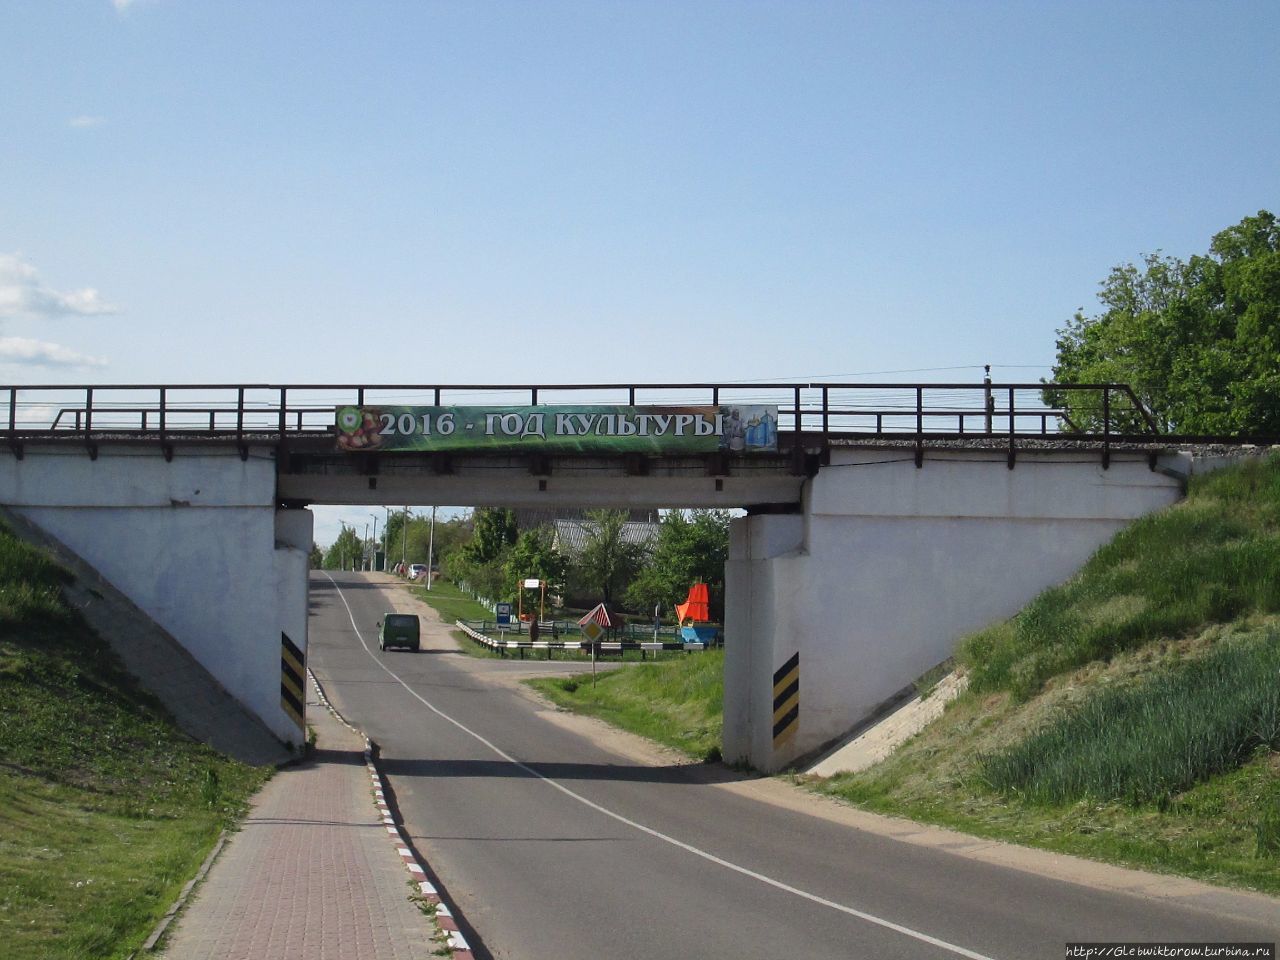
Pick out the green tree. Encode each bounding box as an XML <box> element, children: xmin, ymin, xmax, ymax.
<box><xmin>308</xmin><ymin>542</ymin><xmax>323</xmax><ymax>569</ymax></box>
<box><xmin>321</xmin><ymin>526</ymin><xmax>363</xmax><ymax>570</ymax></box>
<box><xmin>1050</xmin><ymin>210</ymin><xmax>1280</xmax><ymax>435</ymax></box>
<box><xmin>461</xmin><ymin>508</ymin><xmax>518</xmax><ymax>565</ymax></box>
<box><xmin>384</xmin><ymin>511</ymin><xmax>472</xmax><ymax>572</ymax></box>
<box><xmin>626</xmin><ymin>510</ymin><xmax>731</xmax><ymax>621</ymax></box>
<box><xmin>571</xmin><ymin>509</ymin><xmax>648</xmax><ymax>606</ymax></box>
<box><xmin>443</xmin><ymin>508</ymin><xmax>518</xmax><ymax>602</ymax></box>
<box><xmin>423</xmin><ymin>514</ymin><xmax>472</xmax><ymax>571</ymax></box>
<box><xmin>503</xmin><ymin>527</ymin><xmax>567</xmax><ymax>601</ymax></box>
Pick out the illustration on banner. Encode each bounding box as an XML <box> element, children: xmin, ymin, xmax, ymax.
<box><xmin>334</xmin><ymin>404</ymin><xmax>779</xmax><ymax>455</ymax></box>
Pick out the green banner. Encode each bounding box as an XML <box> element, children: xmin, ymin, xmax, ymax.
<box><xmin>334</xmin><ymin>405</ymin><xmax>779</xmax><ymax>454</ymax></box>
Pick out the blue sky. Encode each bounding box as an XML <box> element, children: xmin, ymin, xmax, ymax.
<box><xmin>3</xmin><ymin>1</ymin><xmax>1277</xmax><ymax>543</ymax></box>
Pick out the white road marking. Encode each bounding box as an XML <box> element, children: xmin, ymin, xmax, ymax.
<box><xmin>324</xmin><ymin>573</ymin><xmax>997</xmax><ymax>960</ymax></box>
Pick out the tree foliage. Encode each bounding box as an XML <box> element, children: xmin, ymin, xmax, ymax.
<box><xmin>384</xmin><ymin>511</ymin><xmax>471</xmax><ymax>571</ymax></box>
<box><xmin>1050</xmin><ymin>210</ymin><xmax>1280</xmax><ymax>435</ymax></box>
<box><xmin>320</xmin><ymin>526</ymin><xmax>363</xmax><ymax>570</ymax></box>
<box><xmin>461</xmin><ymin>508</ymin><xmax>518</xmax><ymax>565</ymax></box>
<box><xmin>504</xmin><ymin>527</ymin><xmax>567</xmax><ymax>600</ymax></box>
<box><xmin>442</xmin><ymin>508</ymin><xmax>519</xmax><ymax>602</ymax></box>
<box><xmin>440</xmin><ymin>507</ymin><xmax>733</xmax><ymax>618</ymax></box>
<box><xmin>625</xmin><ymin>510</ymin><xmax>731</xmax><ymax>621</ymax></box>
<box><xmin>570</xmin><ymin>509</ymin><xmax>648</xmax><ymax>605</ymax></box>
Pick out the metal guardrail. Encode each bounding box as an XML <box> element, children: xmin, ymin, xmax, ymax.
<box><xmin>460</xmin><ymin>618</ymin><xmax>687</xmax><ymax>641</ymax></box>
<box><xmin>0</xmin><ymin>381</ymin><xmax>1161</xmax><ymax>458</ymax></box>
<box><xmin>454</xmin><ymin>621</ymin><xmax>707</xmax><ymax>659</ymax></box>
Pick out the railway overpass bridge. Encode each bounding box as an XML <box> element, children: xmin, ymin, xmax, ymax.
<box><xmin>0</xmin><ymin>382</ymin><xmax>1210</xmax><ymax>770</ymax></box>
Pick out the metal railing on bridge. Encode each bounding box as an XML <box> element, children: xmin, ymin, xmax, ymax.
<box><xmin>0</xmin><ymin>381</ymin><xmax>1159</xmax><ymax>437</ymax></box>
<box><xmin>0</xmin><ymin>381</ymin><xmax>1167</xmax><ymax>461</ymax></box>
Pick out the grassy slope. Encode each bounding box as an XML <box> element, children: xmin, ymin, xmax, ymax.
<box><xmin>0</xmin><ymin>527</ymin><xmax>270</xmax><ymax>959</ymax></box>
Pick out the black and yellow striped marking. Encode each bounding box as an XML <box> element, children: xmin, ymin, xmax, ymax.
<box><xmin>772</xmin><ymin>651</ymin><xmax>799</xmax><ymax>748</ymax></box>
<box><xmin>280</xmin><ymin>631</ymin><xmax>305</xmax><ymax>732</ymax></box>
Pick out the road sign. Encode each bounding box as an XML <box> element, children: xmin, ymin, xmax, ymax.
<box><xmin>581</xmin><ymin>620</ymin><xmax>604</xmax><ymax>643</ymax></box>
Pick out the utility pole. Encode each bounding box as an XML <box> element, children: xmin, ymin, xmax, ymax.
<box><xmin>370</xmin><ymin>514</ymin><xmax>379</xmax><ymax>572</ymax></box>
<box><xmin>426</xmin><ymin>506</ymin><xmax>437</xmax><ymax>590</ymax></box>
<box><xmin>401</xmin><ymin>506</ymin><xmax>410</xmax><ymax>569</ymax></box>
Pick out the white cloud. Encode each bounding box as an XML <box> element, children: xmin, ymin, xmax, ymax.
<box><xmin>0</xmin><ymin>254</ymin><xmax>118</xmax><ymax>320</ymax></box>
<box><xmin>69</xmin><ymin>115</ymin><xmax>106</xmax><ymax>129</ymax></box>
<box><xmin>0</xmin><ymin>337</ymin><xmax>107</xmax><ymax>368</ymax></box>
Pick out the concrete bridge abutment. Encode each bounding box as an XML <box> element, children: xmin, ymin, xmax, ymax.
<box><xmin>723</xmin><ymin>448</ymin><xmax>1186</xmax><ymax>773</ymax></box>
<box><xmin>0</xmin><ymin>444</ymin><xmax>310</xmax><ymax>749</ymax></box>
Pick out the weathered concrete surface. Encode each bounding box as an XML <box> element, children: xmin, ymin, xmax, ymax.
<box><xmin>806</xmin><ymin>671</ymin><xmax>968</xmax><ymax>778</ymax></box>
<box><xmin>1</xmin><ymin>506</ymin><xmax>290</xmax><ymax>766</ymax></box>
<box><xmin>0</xmin><ymin>443</ymin><xmax>310</xmax><ymax>745</ymax></box>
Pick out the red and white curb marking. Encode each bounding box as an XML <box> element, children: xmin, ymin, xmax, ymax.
<box><xmin>309</xmin><ymin>670</ymin><xmax>476</xmax><ymax>959</ymax></box>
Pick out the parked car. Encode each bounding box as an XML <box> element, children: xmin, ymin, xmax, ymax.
<box><xmin>407</xmin><ymin>564</ymin><xmax>428</xmax><ymax>580</ymax></box>
<box><xmin>378</xmin><ymin>613</ymin><xmax>420</xmax><ymax>652</ymax></box>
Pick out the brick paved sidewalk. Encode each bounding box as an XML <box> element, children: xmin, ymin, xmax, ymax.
<box><xmin>160</xmin><ymin>679</ymin><xmax>436</xmax><ymax>960</ymax></box>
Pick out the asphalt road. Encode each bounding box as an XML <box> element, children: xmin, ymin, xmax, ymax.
<box><xmin>308</xmin><ymin>572</ymin><xmax>1280</xmax><ymax>960</ymax></box>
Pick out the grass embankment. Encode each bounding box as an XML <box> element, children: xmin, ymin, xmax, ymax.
<box><xmin>820</xmin><ymin>455</ymin><xmax>1280</xmax><ymax>893</ymax></box>
<box><xmin>529</xmin><ymin>650</ymin><xmax>725</xmax><ymax>761</ymax></box>
<box><xmin>0</xmin><ymin>527</ymin><xmax>270</xmax><ymax>959</ymax></box>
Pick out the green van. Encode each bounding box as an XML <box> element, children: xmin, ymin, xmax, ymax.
<box><xmin>378</xmin><ymin>613</ymin><xmax>420</xmax><ymax>652</ymax></box>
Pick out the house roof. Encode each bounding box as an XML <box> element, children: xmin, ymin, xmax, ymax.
<box><xmin>550</xmin><ymin>519</ymin><xmax>660</xmax><ymax>556</ymax></box>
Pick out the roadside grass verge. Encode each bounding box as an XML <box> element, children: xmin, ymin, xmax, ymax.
<box><xmin>818</xmin><ymin>715</ymin><xmax>1280</xmax><ymax>894</ymax></box>
<box><xmin>409</xmin><ymin>579</ymin><xmax>492</xmax><ymax>623</ymax></box>
<box><xmin>528</xmin><ymin>650</ymin><xmax>724</xmax><ymax>762</ymax></box>
<box><xmin>816</xmin><ymin>644</ymin><xmax>1280</xmax><ymax>895</ymax></box>
<box><xmin>451</xmin><ymin>628</ymin><xmax>504</xmax><ymax>658</ymax></box>
<box><xmin>0</xmin><ymin>526</ymin><xmax>269</xmax><ymax>959</ymax></box>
